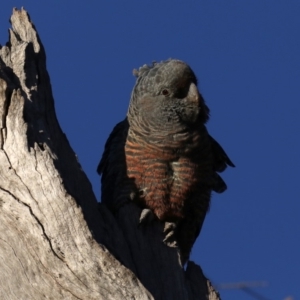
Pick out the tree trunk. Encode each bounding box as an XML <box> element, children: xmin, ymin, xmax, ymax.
<box><xmin>0</xmin><ymin>8</ymin><xmax>221</xmax><ymax>300</ymax></box>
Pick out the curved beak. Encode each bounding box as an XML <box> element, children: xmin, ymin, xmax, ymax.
<box><xmin>187</xmin><ymin>82</ymin><xmax>200</xmax><ymax>106</ymax></box>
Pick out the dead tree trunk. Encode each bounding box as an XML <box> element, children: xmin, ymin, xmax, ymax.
<box><xmin>0</xmin><ymin>8</ymin><xmax>221</xmax><ymax>300</ymax></box>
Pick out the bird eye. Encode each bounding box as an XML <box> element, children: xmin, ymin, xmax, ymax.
<box><xmin>162</xmin><ymin>89</ymin><xmax>170</xmax><ymax>96</ymax></box>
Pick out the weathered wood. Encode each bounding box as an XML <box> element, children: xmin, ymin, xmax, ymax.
<box><xmin>0</xmin><ymin>8</ymin><xmax>220</xmax><ymax>300</ymax></box>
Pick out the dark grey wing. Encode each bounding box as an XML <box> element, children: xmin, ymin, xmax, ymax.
<box><xmin>97</xmin><ymin>118</ymin><xmax>128</xmax><ymax>175</ymax></box>
<box><xmin>97</xmin><ymin>118</ymin><xmax>132</xmax><ymax>209</ymax></box>
<box><xmin>209</xmin><ymin>134</ymin><xmax>235</xmax><ymax>193</ymax></box>
<box><xmin>177</xmin><ymin>135</ymin><xmax>235</xmax><ymax>263</ymax></box>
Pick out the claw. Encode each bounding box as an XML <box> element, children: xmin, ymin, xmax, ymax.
<box><xmin>163</xmin><ymin>222</ymin><xmax>178</xmax><ymax>247</ymax></box>
<box><xmin>139</xmin><ymin>208</ymin><xmax>155</xmax><ymax>224</ymax></box>
<box><xmin>163</xmin><ymin>221</ymin><xmax>177</xmax><ymax>233</ymax></box>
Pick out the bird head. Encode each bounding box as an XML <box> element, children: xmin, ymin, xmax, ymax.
<box><xmin>128</xmin><ymin>59</ymin><xmax>210</xmax><ymax>135</ymax></box>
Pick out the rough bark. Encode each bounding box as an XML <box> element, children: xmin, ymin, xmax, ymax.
<box><xmin>0</xmin><ymin>8</ymin><xmax>221</xmax><ymax>300</ymax></box>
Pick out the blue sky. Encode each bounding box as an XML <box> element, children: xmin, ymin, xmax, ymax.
<box><xmin>0</xmin><ymin>2</ymin><xmax>299</xmax><ymax>299</ymax></box>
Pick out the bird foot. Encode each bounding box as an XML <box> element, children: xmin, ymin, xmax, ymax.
<box><xmin>163</xmin><ymin>222</ymin><xmax>178</xmax><ymax>248</ymax></box>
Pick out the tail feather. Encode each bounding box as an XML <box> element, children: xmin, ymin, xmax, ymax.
<box><xmin>213</xmin><ymin>173</ymin><xmax>227</xmax><ymax>193</ymax></box>
<box><xmin>210</xmin><ymin>135</ymin><xmax>235</xmax><ymax>172</ymax></box>
<box><xmin>209</xmin><ymin>134</ymin><xmax>234</xmax><ymax>193</ymax></box>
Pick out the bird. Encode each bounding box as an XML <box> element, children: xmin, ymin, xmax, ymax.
<box><xmin>97</xmin><ymin>59</ymin><xmax>234</xmax><ymax>264</ymax></box>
